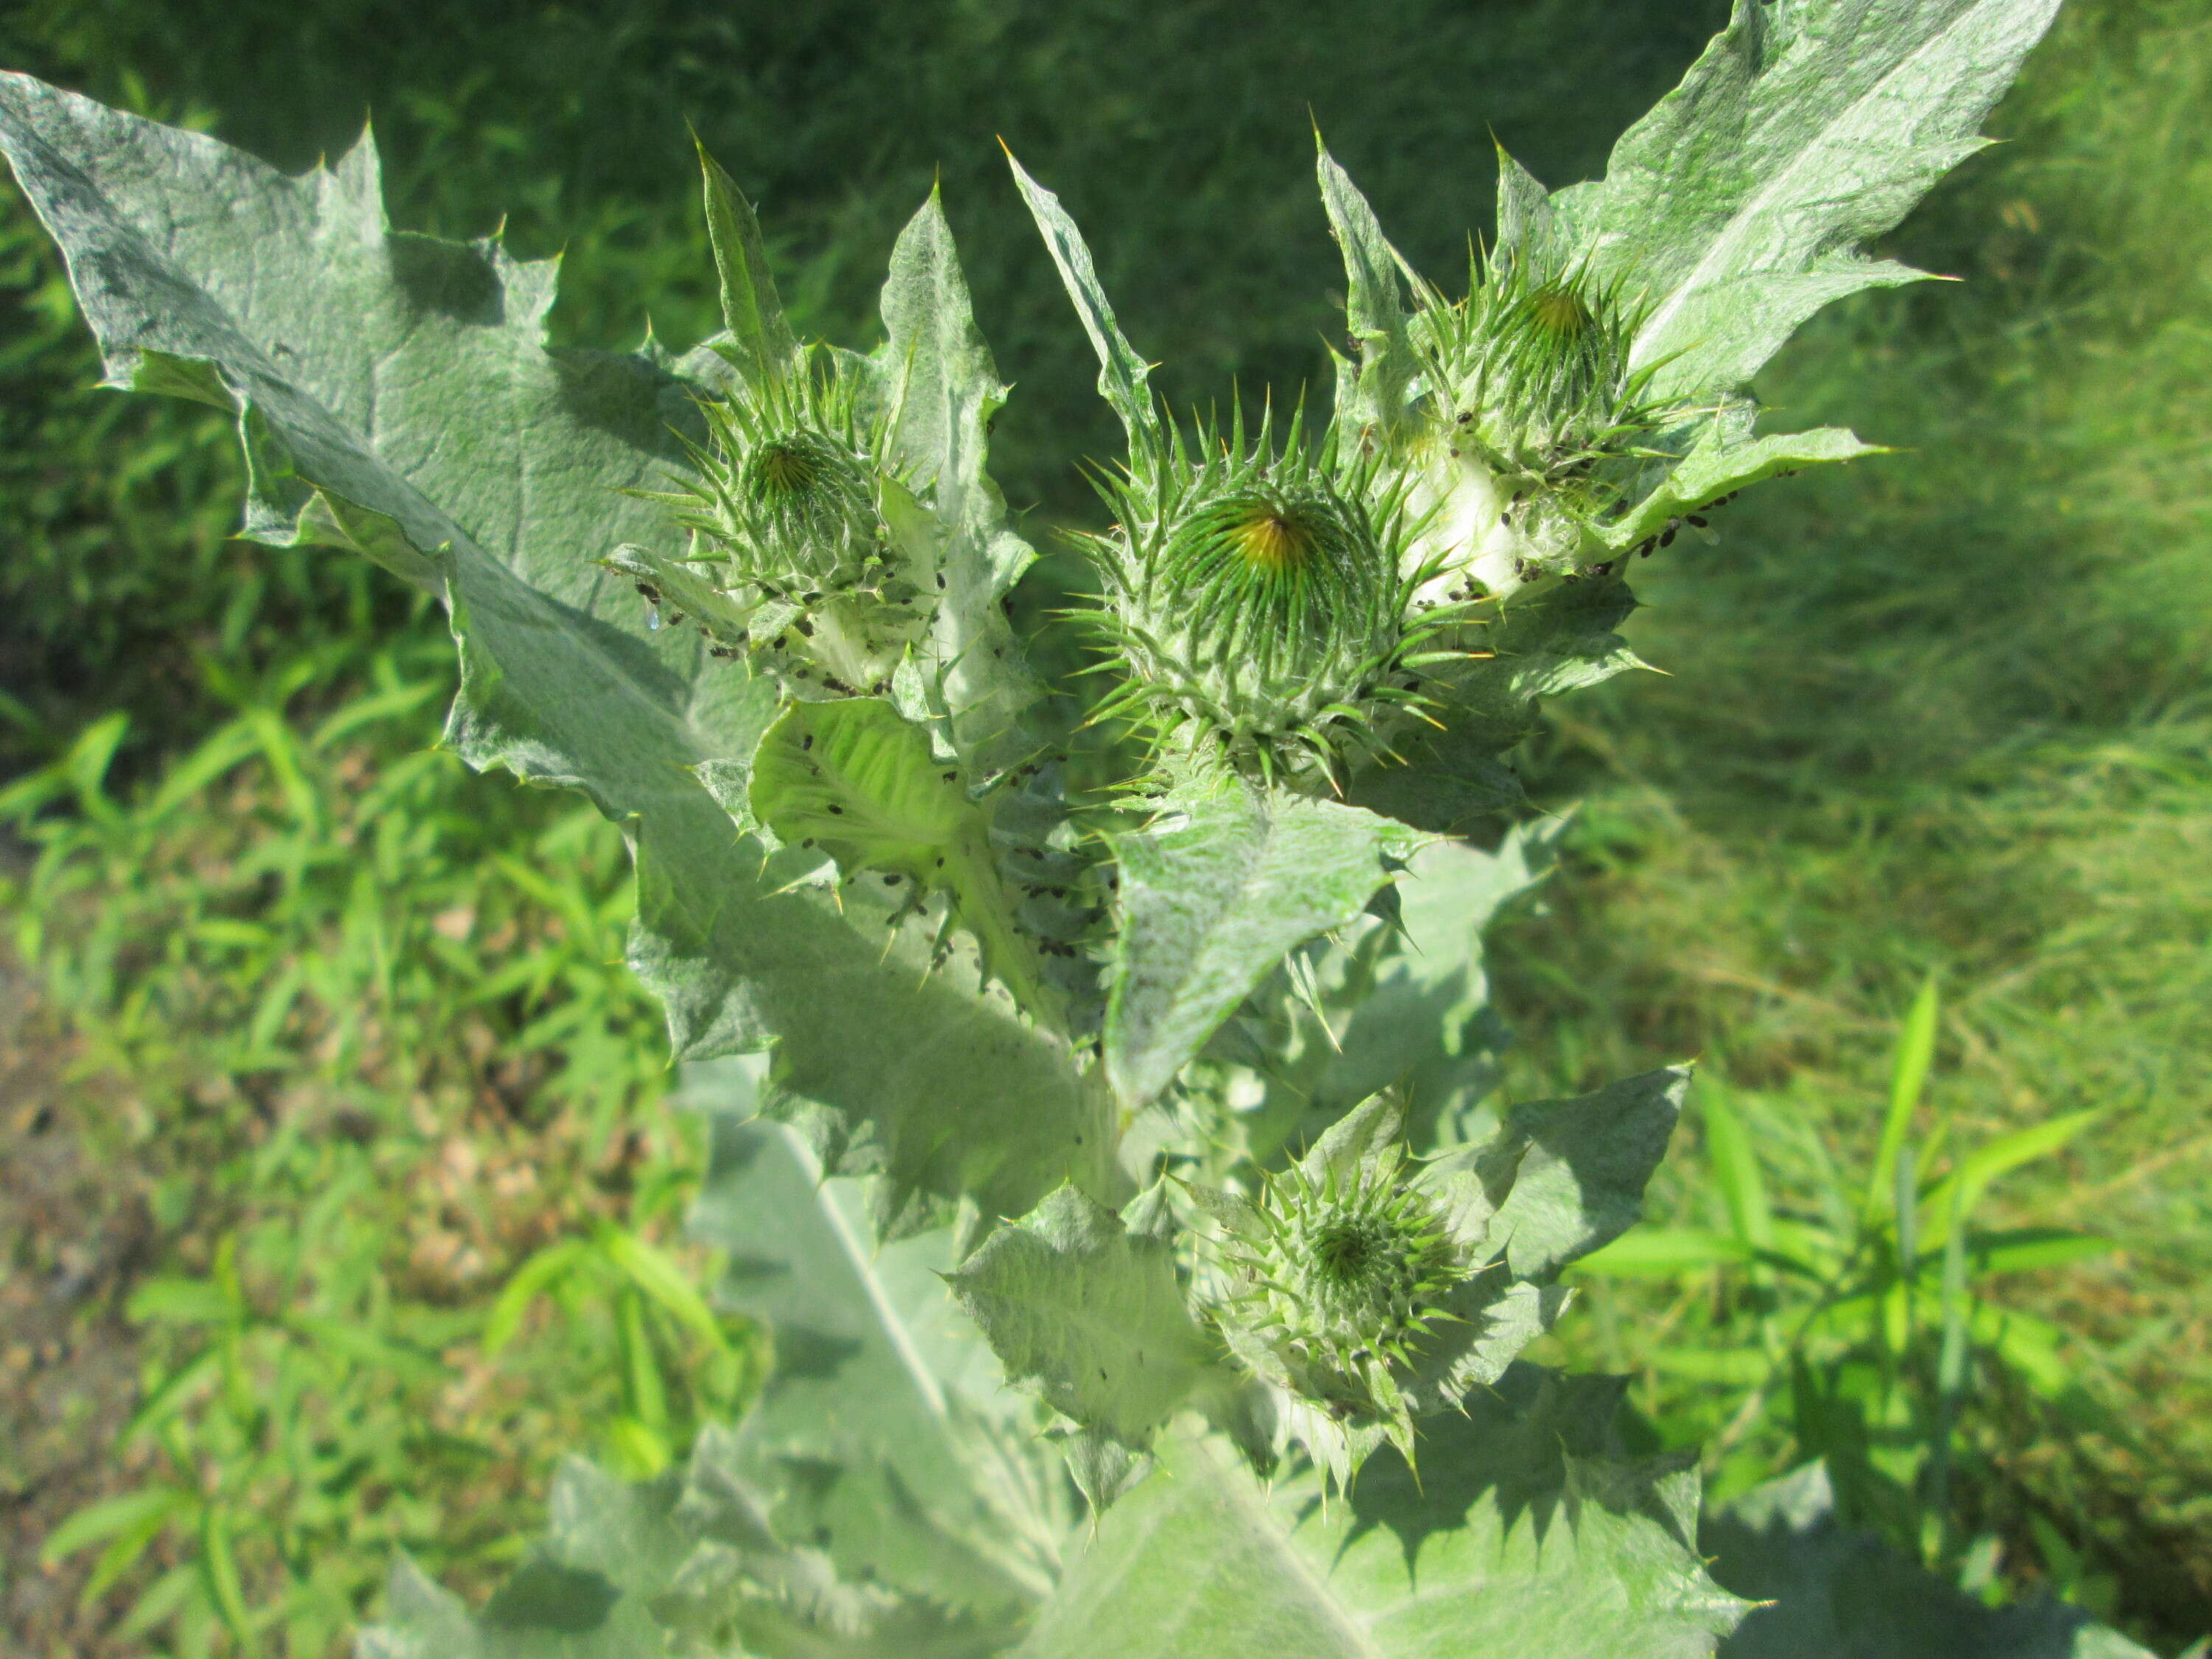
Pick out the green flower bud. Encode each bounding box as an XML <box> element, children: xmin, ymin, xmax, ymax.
<box><xmin>1402</xmin><ymin>257</ymin><xmax>1677</xmax><ymax>598</ymax></box>
<box><xmin>630</xmin><ymin>349</ymin><xmax>932</xmax><ymax>694</ymax></box>
<box><xmin>1208</xmin><ymin>1144</ymin><xmax>1464</xmax><ymax>1434</ymax></box>
<box><xmin>679</xmin><ymin>363</ymin><xmax>900</xmax><ymax>602</ymax></box>
<box><xmin>1079</xmin><ymin>406</ymin><xmax>1461</xmax><ymax>782</ymax></box>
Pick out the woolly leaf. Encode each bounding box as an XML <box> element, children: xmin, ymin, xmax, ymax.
<box><xmin>1104</xmin><ymin>769</ymin><xmax>1417</xmax><ymax>1111</ymax></box>
<box><xmin>0</xmin><ymin>77</ymin><xmax>1107</xmax><ymax>1234</ymax></box>
<box><xmin>361</xmin><ymin>1427</ymin><xmax>1040</xmax><ymax>1659</ymax></box>
<box><xmin>1005</xmin><ymin>150</ymin><xmax>1160</xmax><ymax>452</ymax></box>
<box><xmin>947</xmin><ymin>1185</ymin><xmax>1222</xmax><ymax>1452</ymax></box>
<box><xmin>697</xmin><ymin>141</ymin><xmax>801</xmax><ymax>387</ymax></box>
<box><xmin>872</xmin><ymin>189</ymin><xmax>1046</xmax><ymax>774</ymax></box>
<box><xmin>1441</xmin><ymin>579</ymin><xmax>1646</xmax><ymax>751</ymax></box>
<box><xmin>1475</xmin><ymin>1067</ymin><xmax>1691</xmax><ymax>1281</ymax></box>
<box><xmin>1601</xmin><ymin>422</ymin><xmax>1884</xmax><ymax>552</ymax></box>
<box><xmin>689</xmin><ymin>1107</ymin><xmax>1069</xmax><ymax>1620</ymax></box>
<box><xmin>1017</xmin><ymin>1368</ymin><xmax>1747</xmax><ymax>1659</ymax></box>
<box><xmin>1315</xmin><ymin>144</ymin><xmax>1418</xmax><ymax>443</ymax></box>
<box><xmin>1557</xmin><ymin>0</ymin><xmax>2065</xmax><ymax>400</ymax></box>
<box><xmin>1237</xmin><ymin>825</ymin><xmax>1564</xmax><ymax>1160</ymax></box>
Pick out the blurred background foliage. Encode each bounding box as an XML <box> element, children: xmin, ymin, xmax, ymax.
<box><xmin>0</xmin><ymin>0</ymin><xmax>2204</xmax><ymax>1652</ymax></box>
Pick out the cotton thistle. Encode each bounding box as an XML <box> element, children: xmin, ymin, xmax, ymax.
<box><xmin>1074</xmin><ymin>402</ymin><xmax>1466</xmax><ymax>785</ymax></box>
<box><xmin>1186</xmin><ymin>1095</ymin><xmax>1499</xmax><ymax>1478</ymax></box>
<box><xmin>1399</xmin><ymin>253</ymin><xmax>1683</xmax><ymax>602</ymax></box>
<box><xmin>626</xmin><ymin>347</ymin><xmax>930</xmax><ymax>694</ymax></box>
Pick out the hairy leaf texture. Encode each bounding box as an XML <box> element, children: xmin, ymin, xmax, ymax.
<box><xmin>1318</xmin><ymin>0</ymin><xmax>2062</xmax><ymax>595</ymax></box>
<box><xmin>1016</xmin><ymin>1368</ymin><xmax>1748</xmax><ymax>1659</ymax></box>
<box><xmin>1565</xmin><ymin>0</ymin><xmax>2069</xmax><ymax>400</ymax></box>
<box><xmin>0</xmin><ymin>77</ymin><xmax>1107</xmax><ymax>1234</ymax></box>
<box><xmin>945</xmin><ymin>1185</ymin><xmax>1227</xmax><ymax>1463</ymax></box>
<box><xmin>1102</xmin><ymin>767</ymin><xmax>1421</xmax><ymax>1112</ymax></box>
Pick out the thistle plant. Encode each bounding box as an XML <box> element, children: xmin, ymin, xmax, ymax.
<box><xmin>0</xmin><ymin>4</ymin><xmax>2100</xmax><ymax>1655</ymax></box>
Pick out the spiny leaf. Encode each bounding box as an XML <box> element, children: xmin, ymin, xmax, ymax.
<box><xmin>1017</xmin><ymin>1368</ymin><xmax>1747</xmax><ymax>1659</ymax></box>
<box><xmin>748</xmin><ymin>696</ymin><xmax>1063</xmax><ymax>1025</ymax></box>
<box><xmin>872</xmin><ymin>188</ymin><xmax>1046</xmax><ymax>773</ymax></box>
<box><xmin>1240</xmin><ymin>825</ymin><xmax>1565</xmax><ymax>1159</ymax></box>
<box><xmin>947</xmin><ymin>1185</ymin><xmax>1223</xmax><ymax>1455</ymax></box>
<box><xmin>1004</xmin><ymin>148</ymin><xmax>1161</xmax><ymax>453</ymax></box>
<box><xmin>1477</xmin><ymin>1066</ymin><xmax>1692</xmax><ymax>1281</ymax></box>
<box><xmin>1600</xmin><ymin>422</ymin><xmax>1884</xmax><ymax>552</ymax></box>
<box><xmin>689</xmin><ymin>1109</ymin><xmax>1070</xmax><ymax>1618</ymax></box>
<box><xmin>1555</xmin><ymin>0</ymin><xmax>2065</xmax><ymax>400</ymax></box>
<box><xmin>1314</xmin><ymin>143</ymin><xmax>1419</xmax><ymax>443</ymax></box>
<box><xmin>1103</xmin><ymin>768</ymin><xmax>1419</xmax><ymax>1111</ymax></box>
<box><xmin>697</xmin><ymin>139</ymin><xmax>801</xmax><ymax>387</ymax></box>
<box><xmin>0</xmin><ymin>77</ymin><xmax>1107</xmax><ymax>1234</ymax></box>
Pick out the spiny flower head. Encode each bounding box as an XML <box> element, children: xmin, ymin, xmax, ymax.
<box><xmin>647</xmin><ymin>347</ymin><xmax>912</xmax><ymax>605</ymax></box>
<box><xmin>1397</xmin><ymin>253</ymin><xmax>1688</xmax><ymax>597</ymax></box>
<box><xmin>1075</xmin><ymin>401</ymin><xmax>1466</xmax><ymax>785</ymax></box>
<box><xmin>1231</xmin><ymin>1150</ymin><xmax>1461</xmax><ymax>1377</ymax></box>
<box><xmin>625</xmin><ymin>347</ymin><xmax>936</xmax><ymax>695</ymax></box>
<box><xmin>1422</xmin><ymin>254</ymin><xmax>1665</xmax><ymax>487</ymax></box>
<box><xmin>1188</xmin><ymin>1096</ymin><xmax>1486</xmax><ymax>1467</ymax></box>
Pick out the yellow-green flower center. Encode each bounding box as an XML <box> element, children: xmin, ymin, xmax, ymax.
<box><xmin>1230</xmin><ymin>508</ymin><xmax>1312</xmax><ymax>573</ymax></box>
<box><xmin>1528</xmin><ymin>284</ymin><xmax>1593</xmax><ymax>338</ymax></box>
<box><xmin>751</xmin><ymin>436</ymin><xmax>826</xmax><ymax>499</ymax></box>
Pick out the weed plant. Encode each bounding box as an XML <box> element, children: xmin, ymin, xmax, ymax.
<box><xmin>0</xmin><ymin>0</ymin><xmax>2204</xmax><ymax>1653</ymax></box>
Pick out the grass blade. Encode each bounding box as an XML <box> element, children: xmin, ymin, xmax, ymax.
<box><xmin>1864</xmin><ymin>973</ymin><xmax>1938</xmax><ymax>1225</ymax></box>
<box><xmin>481</xmin><ymin>1238</ymin><xmax>591</xmax><ymax>1357</ymax></box>
<box><xmin>1703</xmin><ymin>1082</ymin><xmax>1773</xmax><ymax>1254</ymax></box>
<box><xmin>601</xmin><ymin>1225</ymin><xmax>732</xmax><ymax>1359</ymax></box>
<box><xmin>198</xmin><ymin>1502</ymin><xmax>255</xmax><ymax>1648</ymax></box>
<box><xmin>42</xmin><ymin>1485</ymin><xmax>195</xmax><ymax>1564</ymax></box>
<box><xmin>1921</xmin><ymin>1110</ymin><xmax>2101</xmax><ymax>1253</ymax></box>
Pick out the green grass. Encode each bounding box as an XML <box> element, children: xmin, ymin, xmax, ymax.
<box><xmin>1</xmin><ymin>0</ymin><xmax>2208</xmax><ymax>1651</ymax></box>
<box><xmin>1494</xmin><ymin>3</ymin><xmax>2212</xmax><ymax>1642</ymax></box>
<box><xmin>0</xmin><ymin>625</ymin><xmax>749</xmax><ymax>1653</ymax></box>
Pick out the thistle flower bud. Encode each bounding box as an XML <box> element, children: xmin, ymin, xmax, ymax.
<box><xmin>675</xmin><ymin>362</ymin><xmax>902</xmax><ymax>602</ymax></box>
<box><xmin>1400</xmin><ymin>257</ymin><xmax>1676</xmax><ymax>599</ymax></box>
<box><xmin>1187</xmin><ymin>1096</ymin><xmax>1492</xmax><ymax>1471</ymax></box>
<box><xmin>630</xmin><ymin>351</ymin><xmax>931</xmax><ymax>693</ymax></box>
<box><xmin>1078</xmin><ymin>406</ymin><xmax>1460</xmax><ymax>782</ymax></box>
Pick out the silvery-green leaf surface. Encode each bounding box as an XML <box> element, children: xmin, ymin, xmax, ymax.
<box><xmin>1319</xmin><ymin>4</ymin><xmax>2058</xmax><ymax>569</ymax></box>
<box><xmin>868</xmin><ymin>188</ymin><xmax>1046</xmax><ymax>775</ymax></box>
<box><xmin>1016</xmin><ymin>1368</ymin><xmax>1747</xmax><ymax>1659</ymax></box>
<box><xmin>1103</xmin><ymin>768</ymin><xmax>1420</xmax><ymax>1112</ymax></box>
<box><xmin>1465</xmin><ymin>1066</ymin><xmax>1693</xmax><ymax>1281</ymax></box>
<box><xmin>747</xmin><ymin>696</ymin><xmax>1065</xmax><ymax>1028</ymax></box>
<box><xmin>0</xmin><ymin>75</ymin><xmax>1107</xmax><ymax>1234</ymax></box>
<box><xmin>358</xmin><ymin>1427</ymin><xmax>1038</xmax><ymax>1659</ymax></box>
<box><xmin>1441</xmin><ymin>580</ymin><xmax>1648</xmax><ymax>751</ymax></box>
<box><xmin>1555</xmin><ymin>0</ymin><xmax>2065</xmax><ymax>400</ymax></box>
<box><xmin>945</xmin><ymin>1185</ymin><xmax>1226</xmax><ymax>1455</ymax></box>
<box><xmin>1220</xmin><ymin>825</ymin><xmax>1564</xmax><ymax>1166</ymax></box>
<box><xmin>1707</xmin><ymin>1464</ymin><xmax>2157</xmax><ymax>1659</ymax></box>
<box><xmin>688</xmin><ymin>1105</ymin><xmax>1074</xmax><ymax>1617</ymax></box>
<box><xmin>1315</xmin><ymin>141</ymin><xmax>1419</xmax><ymax>445</ymax></box>
<box><xmin>696</xmin><ymin>142</ymin><xmax>802</xmax><ymax>389</ymax></box>
<box><xmin>1599</xmin><ymin>420</ymin><xmax>1884</xmax><ymax>552</ymax></box>
<box><xmin>1005</xmin><ymin>151</ymin><xmax>1160</xmax><ymax>456</ymax></box>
